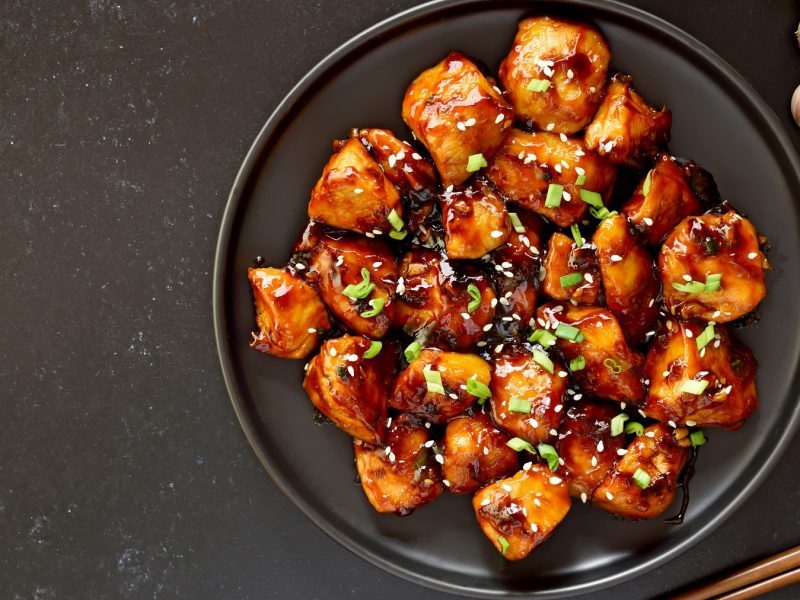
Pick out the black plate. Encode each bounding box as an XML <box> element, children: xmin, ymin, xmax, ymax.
<box><xmin>213</xmin><ymin>0</ymin><xmax>800</xmax><ymax>596</ymax></box>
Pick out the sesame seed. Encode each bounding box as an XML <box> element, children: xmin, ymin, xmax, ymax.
<box><xmin>530</xmin><ymin>418</ymin><xmax>539</xmax><ymax>428</ymax></box>
<box><xmin>648</xmin><ymin>298</ymin><xmax>655</xmax><ymax>307</ymax></box>
<box><xmin>518</xmin><ymin>151</ymin><xmax>525</xmax><ymax>160</ymax></box>
<box><xmin>495</xmin><ymin>114</ymin><xmax>505</xmax><ymax>124</ymax></box>
<box><xmin>461</xmin><ymin>312</ymin><xmax>471</xmax><ymax>320</ymax></box>
<box><xmin>477</xmin><ymin>341</ymin><xmax>487</xmax><ymax>347</ymax></box>
<box><xmin>597</xmin><ymin>440</ymin><xmax>604</xmax><ymax>452</ymax></box>
<box><xmin>575</xmin><ymin>149</ymin><xmax>585</xmax><ymax>157</ymax></box>
<box><xmin>549</xmin><ymin>476</ymin><xmax>562</xmax><ymax>485</ymax></box>
<box><xmin>502</xmin><ymin>484</ymin><xmax>512</xmax><ymax>492</ymax></box>
<box><xmin>502</xmin><ymin>316</ymin><xmax>513</xmax><ymax>322</ymax></box>
<box><xmin>396</xmin><ymin>151</ymin><xmax>406</xmax><ymax>161</ymax></box>
<box><xmin>481</xmin><ymin>498</ymin><xmax>491</xmax><ymax>506</ymax></box>
<box><xmin>424</xmin><ymin>440</ymin><xmax>434</xmax><ymax>448</ymax></box>
<box><xmin>682</xmin><ymin>274</ymin><xmax>692</xmax><ymax>281</ymax></box>
<box><xmin>465</xmin><ymin>118</ymin><xmax>476</xmax><ymax>127</ymax></box>
<box><xmin>385</xmin><ymin>446</ymin><xmax>392</xmax><ymax>456</ymax></box>
<box><xmin>372</xmin><ymin>229</ymin><xmax>382</xmax><ymax>235</ymax></box>
<box><xmin>748</xmin><ymin>252</ymin><xmax>758</xmax><ymax>259</ymax></box>
<box><xmin>700</xmin><ymin>348</ymin><xmax>706</xmax><ymax>358</ymax></box>
<box><xmin>574</xmin><ymin>394</ymin><xmax>583</xmax><ymax>401</ymax></box>
<box><xmin>605</xmin><ymin>491</ymin><xmax>614</xmax><ymax>500</ymax></box>
<box><xmin>617</xmin><ymin>448</ymin><xmax>627</xmax><ymax>456</ymax></box>
<box><xmin>668</xmin><ymin>420</ymin><xmax>677</xmax><ymax>428</ymax></box>
<box><xmin>666</xmin><ymin>320</ymin><xmax>674</xmax><ymax>331</ymax></box>
<box><xmin>490</xmin><ymin>230</ymin><xmax>504</xmax><ymax>238</ymax></box>
<box><xmin>388</xmin><ymin>155</ymin><xmax>397</xmax><ymax>167</ymax></box>
<box><xmin>531</xmin><ymin>523</ymin><xmax>539</xmax><ymax>533</ymax></box>
<box><xmin>490</xmin><ymin>298</ymin><xmax>498</xmax><ymax>308</ymax></box>
<box><xmin>483</xmin><ymin>323</ymin><xmax>493</xmax><ymax>332</ymax></box>
<box><xmin>712</xmin><ymin>310</ymin><xmax>721</xmax><ymax>318</ymax></box>
<box><xmin>499</xmin><ymin>298</ymin><xmax>510</xmax><ymax>306</ymax></box>
<box><xmin>591</xmin><ymin>456</ymin><xmax>598</xmax><ymax>467</ymax></box>
<box><xmin>354</xmin><ymin>188</ymin><xmax>364</xmax><ymax>194</ymax></box>
<box><xmin>365</xmin><ymin>232</ymin><xmax>375</xmax><ymax>238</ymax></box>
<box><xmin>685</xmin><ymin>419</ymin><xmax>697</xmax><ymax>427</ymax></box>
<box><xmin>686</xmin><ymin>329</ymin><xmax>694</xmax><ymax>338</ymax></box>
<box><xmin>645</xmin><ymin>431</ymin><xmax>655</xmax><ymax>438</ymax></box>
<box><xmin>543</xmin><ymin>65</ymin><xmax>554</xmax><ymax>77</ymax></box>
<box><xmin>448</xmin><ymin>393</ymin><xmax>459</xmax><ymax>400</ymax></box>
<box><xmin>425</xmin><ymin>422</ymin><xmax>431</xmax><ymax>428</ymax></box>
<box><xmin>494</xmin><ymin>344</ymin><xmax>504</xmax><ymax>353</ymax></box>
<box><xmin>483</xmin><ymin>446</ymin><xmax>489</xmax><ymax>456</ymax></box>
<box><xmin>411</xmin><ymin>152</ymin><xmax>422</xmax><ymax>160</ymax></box>
<box><xmin>584</xmin><ymin>273</ymin><xmax>594</xmax><ymax>283</ymax></box>
<box><xmin>307</xmin><ymin>327</ymin><xmax>317</xmax><ymax>334</ymax></box>
<box><xmin>713</xmin><ymin>340</ymin><xmax>721</xmax><ymax>348</ymax></box>
<box><xmin>347</xmin><ymin>366</ymin><xmax>355</xmax><ymax>377</ymax></box>
<box><xmin>580</xmin><ymin>492</ymin><xmax>587</xmax><ymax>503</ymax></box>
<box><xmin>501</xmin><ymin>261</ymin><xmax>512</xmax><ymax>269</ymax></box>
<box><xmin>435</xmin><ymin>454</ymin><xmax>444</xmax><ymax>464</ymax></box>
<box><xmin>442</xmin><ymin>479</ymin><xmax>450</xmax><ymax>487</ymax></box>
<box><xmin>546</xmin><ymin>123</ymin><xmax>555</xmax><ymax>131</ymax></box>
<box><xmin>330</xmin><ymin>348</ymin><xmax>338</xmax><ymax>357</ymax></box>
<box><xmin>563</xmin><ymin>191</ymin><xmax>571</xmax><ymax>201</ymax></box>
<box><xmin>560</xmin><ymin>133</ymin><xmax>568</xmax><ymax>142</ymax></box>
<box><xmin>638</xmin><ymin>409</ymin><xmax>647</xmax><ymax>418</ymax></box>
<box><xmin>513</xmin><ymin>313</ymin><xmax>521</xmax><ymax>321</ymax></box>
<box><xmin>643</xmin><ymin>217</ymin><xmax>654</xmax><ymax>226</ymax></box>
<box><xmin>610</xmin><ymin>254</ymin><xmax>622</xmax><ymax>262</ymax></box>
<box><xmin>549</xmin><ymin>429</ymin><xmax>558</xmax><ymax>436</ymax></box>
<box><xmin>558</xmin><ymin>371</ymin><xmax>568</xmax><ymax>378</ymax></box>
<box><xmin>456</xmin><ymin>122</ymin><xmax>466</xmax><ymax>131</ymax></box>
<box><xmin>389</xmin><ymin>452</ymin><xmax>396</xmax><ymax>462</ymax></box>
<box><xmin>523</xmin><ymin>461</ymin><xmax>533</xmax><ymax>471</ymax></box>
<box><xmin>554</xmin><ymin>164</ymin><xmax>562</xmax><ymax>173</ymax></box>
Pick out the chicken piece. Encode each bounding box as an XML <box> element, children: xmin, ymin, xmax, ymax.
<box><xmin>354</xmin><ymin>413</ymin><xmax>443</xmax><ymax>515</ymax></box>
<box><xmin>643</xmin><ymin>320</ymin><xmax>758</xmax><ymax>429</ymax></box>
<box><xmin>402</xmin><ymin>51</ymin><xmax>515</xmax><ymax>186</ymax></box>
<box><xmin>585</xmin><ymin>74</ymin><xmax>671</xmax><ymax>168</ymax></box>
<box><xmin>308</xmin><ymin>137</ymin><xmax>403</xmax><ymax>235</ymax></box>
<box><xmin>592</xmin><ymin>423</ymin><xmax>690</xmax><ymax>519</ymax></box>
<box><xmin>622</xmin><ymin>153</ymin><xmax>703</xmax><ymax>246</ymax></box>
<box><xmin>441</xmin><ymin>179</ymin><xmax>511</xmax><ymax>259</ymax></box>
<box><xmin>307</xmin><ymin>233</ymin><xmax>397</xmax><ymax>339</ymax></box>
<box><xmin>442</xmin><ymin>412</ymin><xmax>519</xmax><ymax>494</ymax></box>
<box><xmin>488</xmin><ymin>210</ymin><xmax>546</xmax><ymax>337</ymax></box>
<box><xmin>473</xmin><ymin>465</ymin><xmax>571</xmax><ymax>560</ymax></box>
<box><xmin>593</xmin><ymin>214</ymin><xmax>660</xmax><ymax>344</ymax></box>
<box><xmin>498</xmin><ymin>16</ymin><xmax>611</xmax><ymax>134</ymax></box>
<box><xmin>248</xmin><ymin>267</ymin><xmax>330</xmax><ymax>359</ymax></box>
<box><xmin>486</xmin><ymin>128</ymin><xmax>616</xmax><ymax>227</ymax></box>
<box><xmin>303</xmin><ymin>335</ymin><xmax>397</xmax><ymax>444</ymax></box>
<box><xmin>394</xmin><ymin>250</ymin><xmax>496</xmax><ymax>350</ymax></box>
<box><xmin>659</xmin><ymin>209</ymin><xmax>767</xmax><ymax>323</ymax></box>
<box><xmin>390</xmin><ymin>348</ymin><xmax>491</xmax><ymax>424</ymax></box>
<box><xmin>490</xmin><ymin>344</ymin><xmax>568</xmax><ymax>444</ymax></box>
<box><xmin>537</xmin><ymin>302</ymin><xmax>646</xmax><ymax>404</ymax></box>
<box><xmin>541</xmin><ymin>232</ymin><xmax>601</xmax><ymax>305</ymax></box>
<box><xmin>556</xmin><ymin>400</ymin><xmax>623</xmax><ymax>500</ymax></box>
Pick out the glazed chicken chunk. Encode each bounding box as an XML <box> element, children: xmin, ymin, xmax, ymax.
<box><xmin>499</xmin><ymin>16</ymin><xmax>611</xmax><ymax>134</ymax></box>
<box><xmin>441</xmin><ymin>412</ymin><xmax>520</xmax><ymax>494</ymax></box>
<box><xmin>584</xmin><ymin>74</ymin><xmax>671</xmax><ymax>168</ymax></box>
<box><xmin>391</xmin><ymin>348</ymin><xmax>491</xmax><ymax>424</ymax></box>
<box><xmin>486</xmin><ymin>128</ymin><xmax>616</xmax><ymax>227</ymax></box>
<box><xmin>659</xmin><ymin>209</ymin><xmax>767</xmax><ymax>323</ymax></box>
<box><xmin>308</xmin><ymin>137</ymin><xmax>404</xmax><ymax>235</ymax></box>
<box><xmin>308</xmin><ymin>232</ymin><xmax>397</xmax><ymax>339</ymax></box>
<box><xmin>592</xmin><ymin>423</ymin><xmax>690</xmax><ymax>519</ymax></box>
<box><xmin>556</xmin><ymin>400</ymin><xmax>624</xmax><ymax>500</ymax></box>
<box><xmin>473</xmin><ymin>465</ymin><xmax>571</xmax><ymax>560</ymax></box>
<box><xmin>622</xmin><ymin>153</ymin><xmax>702</xmax><ymax>246</ymax></box>
<box><xmin>541</xmin><ymin>232</ymin><xmax>602</xmax><ymax>305</ymax></box>
<box><xmin>643</xmin><ymin>320</ymin><xmax>758</xmax><ymax>429</ymax></box>
<box><xmin>303</xmin><ymin>335</ymin><xmax>397</xmax><ymax>444</ymax></box>
<box><xmin>355</xmin><ymin>413</ymin><xmax>443</xmax><ymax>515</ymax></box>
<box><xmin>593</xmin><ymin>213</ymin><xmax>660</xmax><ymax>344</ymax></box>
<box><xmin>537</xmin><ymin>302</ymin><xmax>646</xmax><ymax>404</ymax></box>
<box><xmin>394</xmin><ymin>250</ymin><xmax>496</xmax><ymax>350</ymax></box>
<box><xmin>248</xmin><ymin>267</ymin><xmax>330</xmax><ymax>359</ymax></box>
<box><xmin>402</xmin><ymin>51</ymin><xmax>514</xmax><ymax>186</ymax></box>
<box><xmin>490</xmin><ymin>343</ymin><xmax>568</xmax><ymax>444</ymax></box>
<box><xmin>441</xmin><ymin>179</ymin><xmax>511</xmax><ymax>259</ymax></box>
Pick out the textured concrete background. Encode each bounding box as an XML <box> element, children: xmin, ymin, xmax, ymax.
<box><xmin>1</xmin><ymin>1</ymin><xmax>799</xmax><ymax>598</ymax></box>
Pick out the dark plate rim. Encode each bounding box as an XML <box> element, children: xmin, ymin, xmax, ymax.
<box><xmin>212</xmin><ymin>0</ymin><xmax>800</xmax><ymax>596</ymax></box>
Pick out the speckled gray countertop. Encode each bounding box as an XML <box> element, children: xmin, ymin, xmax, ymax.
<box><xmin>2</xmin><ymin>1</ymin><xmax>799</xmax><ymax>598</ymax></box>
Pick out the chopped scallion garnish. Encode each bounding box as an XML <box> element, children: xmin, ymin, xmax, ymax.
<box><xmin>404</xmin><ymin>341</ymin><xmax>422</xmax><ymax>363</ymax></box>
<box><xmin>704</xmin><ymin>273</ymin><xmax>722</xmax><ymax>293</ymax></box>
<box><xmin>360</xmin><ymin>297</ymin><xmax>385</xmax><ymax>318</ymax></box>
<box><xmin>568</xmin><ymin>356</ymin><xmax>586</xmax><ymax>371</ymax></box>
<box><xmin>508</xmin><ymin>397</ymin><xmax>532</xmax><ymax>413</ymax></box>
<box><xmin>423</xmin><ymin>368</ymin><xmax>445</xmax><ymax>395</ymax></box>
<box><xmin>624</xmin><ymin>421</ymin><xmax>644</xmax><ymax>436</ymax></box>
<box><xmin>681</xmin><ymin>379</ymin><xmax>709</xmax><ymax>395</ymax></box>
<box><xmin>575</xmin><ymin>173</ymin><xmax>586</xmax><ymax>186</ymax></box>
<box><xmin>387</xmin><ymin>208</ymin><xmax>404</xmax><ymax>232</ymax></box>
<box><xmin>528</xmin><ymin>328</ymin><xmax>557</xmax><ymax>347</ymax></box>
<box><xmin>560</xmin><ymin>272</ymin><xmax>583</xmax><ymax>288</ymax></box>
<box><xmin>498</xmin><ymin>535</ymin><xmax>510</xmax><ymax>555</ymax></box>
<box><xmin>570</xmin><ymin>223</ymin><xmax>583</xmax><ymax>247</ymax></box>
<box><xmin>467</xmin><ymin>283</ymin><xmax>481</xmax><ymax>313</ymax></box>
<box><xmin>642</xmin><ymin>169</ymin><xmax>653</xmax><ymax>196</ymax></box>
<box><xmin>545</xmin><ymin>183</ymin><xmax>564</xmax><ymax>208</ymax></box>
<box><xmin>695</xmin><ymin>323</ymin><xmax>715</xmax><ymax>351</ymax></box>
<box><xmin>603</xmin><ymin>357</ymin><xmax>623</xmax><ymax>374</ymax></box>
<box><xmin>532</xmin><ymin>349</ymin><xmax>554</xmax><ymax>374</ymax></box>
<box><xmin>526</xmin><ymin>79</ymin><xmax>551</xmax><ymax>92</ymax></box>
<box><xmin>555</xmin><ymin>323</ymin><xmax>584</xmax><ymax>342</ymax></box>
<box><xmin>389</xmin><ymin>229</ymin><xmax>408</xmax><ymax>240</ymax></box>
<box><xmin>509</xmin><ymin>212</ymin><xmax>525</xmax><ymax>233</ymax></box>
<box><xmin>690</xmin><ymin>430</ymin><xmax>707</xmax><ymax>447</ymax></box>
<box><xmin>342</xmin><ymin>268</ymin><xmax>375</xmax><ymax>300</ymax></box>
<box><xmin>632</xmin><ymin>467</ymin><xmax>652</xmax><ymax>489</ymax></box>
<box><xmin>589</xmin><ymin>206</ymin><xmax>617</xmax><ymax>220</ymax></box>
<box><xmin>507</xmin><ymin>437</ymin><xmax>536</xmax><ymax>453</ymax></box>
<box><xmin>466</xmin><ymin>376</ymin><xmax>491</xmax><ymax>404</ymax></box>
<box><xmin>611</xmin><ymin>413</ymin><xmax>630</xmax><ymax>436</ymax></box>
<box><xmin>671</xmin><ymin>280</ymin><xmax>706</xmax><ymax>294</ymax></box>
<box><xmin>537</xmin><ymin>443</ymin><xmax>559</xmax><ymax>471</ymax></box>
<box><xmin>466</xmin><ymin>153</ymin><xmax>487</xmax><ymax>172</ymax></box>
<box><xmin>363</xmin><ymin>341</ymin><xmax>382</xmax><ymax>359</ymax></box>
<box><xmin>579</xmin><ymin>188</ymin><xmax>603</xmax><ymax>207</ymax></box>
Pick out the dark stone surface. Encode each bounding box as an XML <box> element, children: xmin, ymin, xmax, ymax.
<box><xmin>1</xmin><ymin>1</ymin><xmax>798</xmax><ymax>598</ymax></box>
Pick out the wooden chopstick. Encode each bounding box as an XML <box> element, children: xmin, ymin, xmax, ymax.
<box><xmin>671</xmin><ymin>544</ymin><xmax>800</xmax><ymax>600</ymax></box>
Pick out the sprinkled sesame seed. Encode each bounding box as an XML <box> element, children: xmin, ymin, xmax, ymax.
<box><xmin>686</xmin><ymin>329</ymin><xmax>694</xmax><ymax>338</ymax></box>
<box><xmin>575</xmin><ymin>149</ymin><xmax>585</xmax><ymax>157</ymax></box>
<box><xmin>502</xmin><ymin>316</ymin><xmax>513</xmax><ymax>322</ymax></box>
<box><xmin>584</xmin><ymin>273</ymin><xmax>594</xmax><ymax>283</ymax></box>
<box><xmin>563</xmin><ymin>191</ymin><xmax>571</xmax><ymax>201</ymax></box>
<box><xmin>354</xmin><ymin>188</ymin><xmax>363</xmax><ymax>194</ymax></box>
<box><xmin>531</xmin><ymin>523</ymin><xmax>539</xmax><ymax>533</ymax></box>
<box><xmin>495</xmin><ymin>114</ymin><xmax>505</xmax><ymax>124</ymax></box>
<box><xmin>559</xmin><ymin>133</ymin><xmax>568</xmax><ymax>142</ymax></box>
<box><xmin>591</xmin><ymin>456</ymin><xmax>598</xmax><ymax>467</ymax></box>
<box><xmin>435</xmin><ymin>454</ymin><xmax>444</xmax><ymax>464</ymax></box>
<box><xmin>424</xmin><ymin>440</ymin><xmax>434</xmax><ymax>448</ymax></box>
<box><xmin>546</xmin><ymin>123</ymin><xmax>555</xmax><ymax>131</ymax></box>
<box><xmin>648</xmin><ymin>298</ymin><xmax>655</xmax><ymax>307</ymax></box>
<box><xmin>574</xmin><ymin>394</ymin><xmax>583</xmax><ymax>401</ymax></box>
<box><xmin>425</xmin><ymin>422</ymin><xmax>431</xmax><ymax>428</ymax></box>
<box><xmin>554</xmin><ymin>164</ymin><xmax>562</xmax><ymax>173</ymax></box>
<box><xmin>388</xmin><ymin>155</ymin><xmax>397</xmax><ymax>167</ymax></box>
<box><xmin>502</xmin><ymin>484</ymin><xmax>512</xmax><ymax>492</ymax></box>
<box><xmin>558</xmin><ymin>371</ymin><xmax>568</xmax><ymax>378</ymax></box>
<box><xmin>580</xmin><ymin>492</ymin><xmax>587</xmax><ymax>503</ymax></box>
<box><xmin>550</xmin><ymin>429</ymin><xmax>558</xmax><ymax>436</ymax></box>
<box><xmin>605</xmin><ymin>491</ymin><xmax>614</xmax><ymax>500</ymax></box>
<box><xmin>330</xmin><ymin>348</ymin><xmax>338</xmax><ymax>357</ymax></box>
<box><xmin>610</xmin><ymin>254</ymin><xmax>622</xmax><ymax>262</ymax></box>
<box><xmin>638</xmin><ymin>409</ymin><xmax>647</xmax><ymax>418</ymax></box>
<box><xmin>748</xmin><ymin>252</ymin><xmax>758</xmax><ymax>259</ymax></box>
<box><xmin>523</xmin><ymin>461</ymin><xmax>533</xmax><ymax>470</ymax></box>
<box><xmin>307</xmin><ymin>327</ymin><xmax>317</xmax><ymax>333</ymax></box>
<box><xmin>411</xmin><ymin>152</ymin><xmax>422</xmax><ymax>160</ymax></box>
<box><xmin>347</xmin><ymin>366</ymin><xmax>355</xmax><ymax>377</ymax></box>
<box><xmin>461</xmin><ymin>312</ymin><xmax>471</xmax><ymax>320</ymax></box>
<box><xmin>465</xmin><ymin>118</ymin><xmax>477</xmax><ymax>127</ymax></box>
<box><xmin>477</xmin><ymin>341</ymin><xmax>487</xmax><ymax>347</ymax></box>
<box><xmin>518</xmin><ymin>151</ymin><xmax>526</xmax><ymax>160</ymax></box>
<box><xmin>645</xmin><ymin>431</ymin><xmax>655</xmax><ymax>438</ymax></box>
<box><xmin>668</xmin><ymin>420</ymin><xmax>677</xmax><ymax>428</ymax></box>
<box><xmin>490</xmin><ymin>298</ymin><xmax>498</xmax><ymax>308</ymax></box>
<box><xmin>682</xmin><ymin>274</ymin><xmax>692</xmax><ymax>281</ymax></box>
<box><xmin>555</xmin><ymin>404</ymin><xmax>563</xmax><ymax>413</ymax></box>
<box><xmin>490</xmin><ymin>230</ymin><xmax>504</xmax><ymax>238</ymax></box>
<box><xmin>617</xmin><ymin>448</ymin><xmax>627</xmax><ymax>456</ymax></box>
<box><xmin>713</xmin><ymin>340</ymin><xmax>721</xmax><ymax>348</ymax></box>
<box><xmin>499</xmin><ymin>297</ymin><xmax>510</xmax><ymax>306</ymax></box>
<box><xmin>456</xmin><ymin>121</ymin><xmax>466</xmax><ymax>131</ymax></box>
<box><xmin>494</xmin><ymin>344</ymin><xmax>504</xmax><ymax>353</ymax></box>
<box><xmin>501</xmin><ymin>261</ymin><xmax>513</xmax><ymax>269</ymax></box>
<box><xmin>549</xmin><ymin>476</ymin><xmax>562</xmax><ymax>485</ymax></box>
<box><xmin>442</xmin><ymin>479</ymin><xmax>450</xmax><ymax>487</ymax></box>
<box><xmin>643</xmin><ymin>217</ymin><xmax>654</xmax><ymax>226</ymax></box>
<box><xmin>597</xmin><ymin>440</ymin><xmax>604</xmax><ymax>452</ymax></box>
<box><xmin>483</xmin><ymin>446</ymin><xmax>489</xmax><ymax>456</ymax></box>
<box><xmin>483</xmin><ymin>323</ymin><xmax>493</xmax><ymax>332</ymax></box>
<box><xmin>481</xmin><ymin>498</ymin><xmax>491</xmax><ymax>506</ymax></box>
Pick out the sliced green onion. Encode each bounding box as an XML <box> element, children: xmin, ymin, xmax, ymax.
<box><xmin>508</xmin><ymin>397</ymin><xmax>532</xmax><ymax>414</ymax></box>
<box><xmin>671</xmin><ymin>280</ymin><xmax>706</xmax><ymax>294</ymax></box>
<box><xmin>611</xmin><ymin>413</ymin><xmax>630</xmax><ymax>436</ymax></box>
<box><xmin>423</xmin><ymin>368</ymin><xmax>445</xmax><ymax>395</ymax></box>
<box><xmin>537</xmin><ymin>443</ymin><xmax>559</xmax><ymax>471</ymax></box>
<box><xmin>412</xmin><ymin>447</ymin><xmax>429</xmax><ymax>471</ymax></box>
<box><xmin>507</xmin><ymin>437</ymin><xmax>537</xmax><ymax>453</ymax></box>
<box><xmin>545</xmin><ymin>183</ymin><xmax>564</xmax><ymax>208</ymax></box>
<box><xmin>560</xmin><ymin>272</ymin><xmax>583</xmax><ymax>288</ymax></box>
<box><xmin>590</xmin><ymin>206</ymin><xmax>618</xmax><ymax>220</ymax></box>
<box><xmin>695</xmin><ymin>323</ymin><xmax>715</xmax><ymax>351</ymax></box>
<box><xmin>642</xmin><ymin>169</ymin><xmax>654</xmax><ymax>196</ymax></box>
<box><xmin>526</xmin><ymin>79</ymin><xmax>551</xmax><ymax>92</ymax></box>
<box><xmin>509</xmin><ymin>212</ymin><xmax>526</xmax><ymax>233</ymax></box>
<box><xmin>498</xmin><ymin>535</ymin><xmax>510</xmax><ymax>555</ymax></box>
<box><xmin>389</xmin><ymin>229</ymin><xmax>408</xmax><ymax>241</ymax></box>
<box><xmin>624</xmin><ymin>421</ymin><xmax>644</xmax><ymax>436</ymax></box>
<box><xmin>360</xmin><ymin>297</ymin><xmax>386</xmax><ymax>318</ymax></box>
<box><xmin>575</xmin><ymin>173</ymin><xmax>586</xmax><ymax>186</ymax></box>
<box><xmin>466</xmin><ymin>376</ymin><xmax>491</xmax><ymax>404</ymax></box>
<box><xmin>387</xmin><ymin>208</ymin><xmax>404</xmax><ymax>232</ymax></box>
<box><xmin>404</xmin><ymin>341</ymin><xmax>422</xmax><ymax>363</ymax></box>
<box><xmin>528</xmin><ymin>328</ymin><xmax>557</xmax><ymax>347</ymax></box>
<box><xmin>555</xmin><ymin>323</ymin><xmax>584</xmax><ymax>342</ymax></box>
<box><xmin>632</xmin><ymin>467</ymin><xmax>652</xmax><ymax>489</ymax></box>
<box><xmin>603</xmin><ymin>357</ymin><xmax>623</xmax><ymax>374</ymax></box>
<box><xmin>690</xmin><ymin>430</ymin><xmax>707</xmax><ymax>447</ymax></box>
<box><xmin>467</xmin><ymin>283</ymin><xmax>481</xmax><ymax>313</ymax></box>
<box><xmin>532</xmin><ymin>349</ymin><xmax>554</xmax><ymax>374</ymax></box>
<box><xmin>342</xmin><ymin>268</ymin><xmax>375</xmax><ymax>300</ymax></box>
<box><xmin>363</xmin><ymin>341</ymin><xmax>382</xmax><ymax>359</ymax></box>
<box><xmin>579</xmin><ymin>188</ymin><xmax>603</xmax><ymax>207</ymax></box>
<box><xmin>466</xmin><ymin>153</ymin><xmax>488</xmax><ymax>172</ymax></box>
<box><xmin>704</xmin><ymin>273</ymin><xmax>722</xmax><ymax>293</ymax></box>
<box><xmin>570</xmin><ymin>223</ymin><xmax>583</xmax><ymax>247</ymax></box>
<box><xmin>568</xmin><ymin>356</ymin><xmax>586</xmax><ymax>371</ymax></box>
<box><xmin>681</xmin><ymin>379</ymin><xmax>709</xmax><ymax>395</ymax></box>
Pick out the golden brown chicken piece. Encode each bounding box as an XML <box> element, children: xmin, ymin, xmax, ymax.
<box><xmin>402</xmin><ymin>52</ymin><xmax>514</xmax><ymax>187</ymax></box>
<box><xmin>622</xmin><ymin>153</ymin><xmax>702</xmax><ymax>246</ymax></box>
<box><xmin>541</xmin><ymin>232</ymin><xmax>601</xmax><ymax>305</ymax></box>
<box><xmin>248</xmin><ymin>267</ymin><xmax>330</xmax><ymax>359</ymax></box>
<box><xmin>556</xmin><ymin>400</ymin><xmax>624</xmax><ymax>500</ymax></box>
<box><xmin>390</xmin><ymin>348</ymin><xmax>491</xmax><ymax>424</ymax></box>
<box><xmin>490</xmin><ymin>344</ymin><xmax>568</xmax><ymax>444</ymax></box>
<box><xmin>486</xmin><ymin>129</ymin><xmax>616</xmax><ymax>227</ymax></box>
<box><xmin>488</xmin><ymin>209</ymin><xmax>546</xmax><ymax>337</ymax></box>
<box><xmin>307</xmin><ymin>232</ymin><xmax>397</xmax><ymax>339</ymax></box>
<box><xmin>441</xmin><ymin>412</ymin><xmax>520</xmax><ymax>494</ymax></box>
<box><xmin>659</xmin><ymin>209</ymin><xmax>767</xmax><ymax>323</ymax></box>
<box><xmin>308</xmin><ymin>137</ymin><xmax>404</xmax><ymax>235</ymax></box>
<box><xmin>593</xmin><ymin>214</ymin><xmax>660</xmax><ymax>344</ymax></box>
<box><xmin>354</xmin><ymin>413</ymin><xmax>443</xmax><ymax>515</ymax></box>
<box><xmin>537</xmin><ymin>302</ymin><xmax>646</xmax><ymax>404</ymax></box>
<box><xmin>584</xmin><ymin>74</ymin><xmax>671</xmax><ymax>168</ymax></box>
<box><xmin>643</xmin><ymin>320</ymin><xmax>758</xmax><ymax>429</ymax></box>
<box><xmin>394</xmin><ymin>250</ymin><xmax>496</xmax><ymax>350</ymax></box>
<box><xmin>473</xmin><ymin>465</ymin><xmax>571</xmax><ymax>560</ymax></box>
<box><xmin>303</xmin><ymin>335</ymin><xmax>397</xmax><ymax>444</ymax></box>
<box><xmin>441</xmin><ymin>180</ymin><xmax>511</xmax><ymax>259</ymax></box>
<box><xmin>498</xmin><ymin>16</ymin><xmax>611</xmax><ymax>134</ymax></box>
<box><xmin>592</xmin><ymin>423</ymin><xmax>690</xmax><ymax>519</ymax></box>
